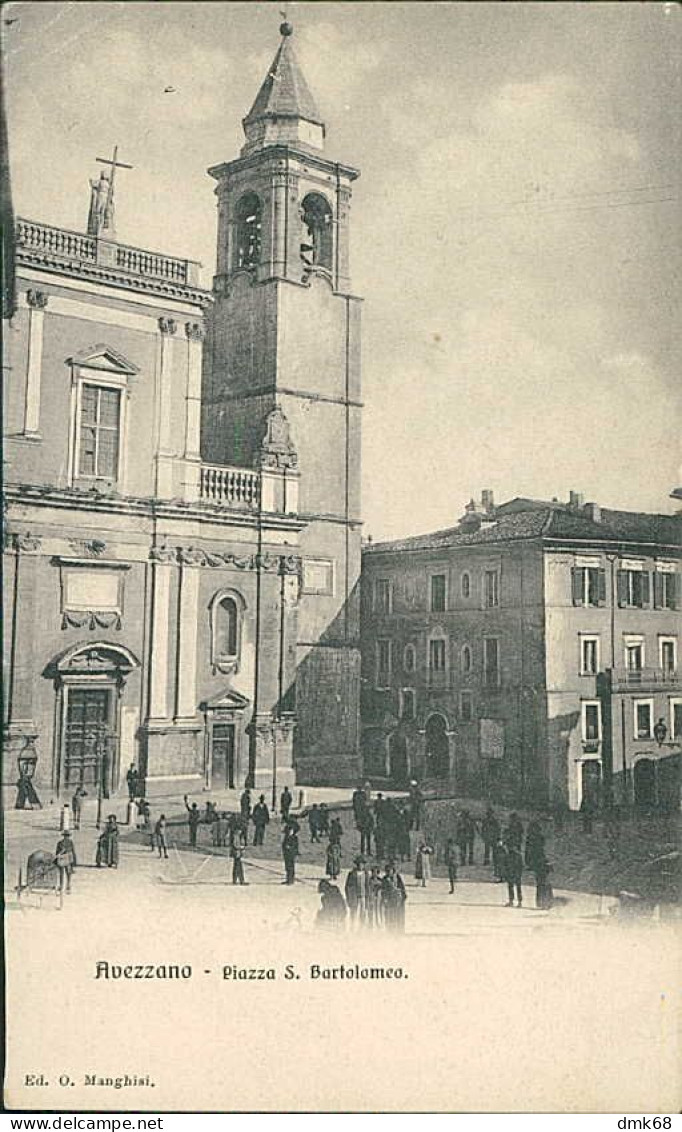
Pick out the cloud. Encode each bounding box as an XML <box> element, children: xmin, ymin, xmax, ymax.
<box><xmin>65</xmin><ymin>27</ymin><xmax>231</xmax><ymax>125</ymax></box>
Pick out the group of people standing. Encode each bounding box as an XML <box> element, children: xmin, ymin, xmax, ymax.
<box><xmin>440</xmin><ymin>806</ymin><xmax>554</xmax><ymax>910</ymax></box>
<box><xmin>316</xmin><ymin>857</ymin><xmax>407</xmax><ymax>933</ymax></box>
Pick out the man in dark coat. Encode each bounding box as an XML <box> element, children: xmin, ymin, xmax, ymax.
<box><xmin>444</xmin><ymin>837</ymin><xmax>458</xmax><ymax>893</ymax></box>
<box><xmin>231</xmin><ymin>841</ymin><xmax>248</xmax><ymax>885</ymax></box>
<box><xmin>534</xmin><ymin>854</ymin><xmax>553</xmax><ymax>910</ymax></box>
<box><xmin>456</xmin><ymin>810</ymin><xmax>476</xmax><ymax>865</ymax></box>
<box><xmin>184</xmin><ymin>795</ymin><xmax>201</xmax><ymax>848</ymax></box>
<box><xmin>504</xmin><ymin>844</ymin><xmax>523</xmax><ymax>907</ymax></box>
<box><xmin>280</xmin><ymin>786</ymin><xmax>293</xmax><ymax>821</ymax></box>
<box><xmin>71</xmin><ymin>786</ymin><xmax>86</xmax><ymax>830</ymax></box>
<box><xmin>55</xmin><ymin>830</ymin><xmax>77</xmax><ymax>893</ymax></box>
<box><xmin>154</xmin><ymin>814</ymin><xmax>169</xmax><ymax>859</ymax></box>
<box><xmin>344</xmin><ymin>857</ymin><xmax>368</xmax><ymax>926</ymax></box>
<box><xmin>282</xmin><ymin>824</ymin><xmax>299</xmax><ymax>885</ymax></box>
<box><xmin>351</xmin><ymin>786</ymin><xmax>366</xmax><ymax>824</ymax></box>
<box><xmin>318</xmin><ymin>803</ymin><xmax>330</xmax><ymax>837</ymax></box>
<box><xmin>504</xmin><ymin>812</ymin><xmax>524</xmax><ymax>851</ymax></box>
<box><xmin>481</xmin><ymin>806</ymin><xmax>501</xmax><ymax>865</ymax></box>
<box><xmin>357</xmin><ymin>806</ymin><xmax>374</xmax><ymax>857</ymax></box>
<box><xmin>126</xmin><ymin>763</ymin><xmax>139</xmax><ymax>800</ymax></box>
<box><xmin>251</xmin><ymin>794</ymin><xmax>270</xmax><ymax>846</ymax></box>
<box><xmin>240</xmin><ymin>788</ymin><xmax>252</xmax><ymax>825</ymax></box>
<box><xmin>524</xmin><ymin>820</ymin><xmax>545</xmax><ymax>872</ymax></box>
<box><xmin>308</xmin><ymin>803</ymin><xmax>322</xmax><ymax>843</ymax></box>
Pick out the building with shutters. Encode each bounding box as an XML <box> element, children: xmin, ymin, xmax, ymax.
<box><xmin>2</xmin><ymin>21</ymin><xmax>362</xmax><ymax>803</ymax></box>
<box><xmin>361</xmin><ymin>491</ymin><xmax>681</xmax><ymax>811</ymax></box>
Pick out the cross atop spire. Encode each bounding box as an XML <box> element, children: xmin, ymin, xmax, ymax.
<box><xmin>242</xmin><ymin>22</ymin><xmax>325</xmax><ymax>154</ymax></box>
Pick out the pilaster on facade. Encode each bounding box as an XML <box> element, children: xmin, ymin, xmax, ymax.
<box><xmin>147</xmin><ymin>557</ymin><xmax>173</xmax><ymax>723</ymax></box>
<box><xmin>174</xmin><ymin>563</ymin><xmax>201</xmax><ymax>724</ymax></box>
<box><xmin>23</xmin><ymin>289</ymin><xmax>48</xmax><ymax>437</ymax></box>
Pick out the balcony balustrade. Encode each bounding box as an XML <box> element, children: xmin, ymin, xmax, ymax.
<box><xmin>607</xmin><ymin>667</ymin><xmax>680</xmax><ymax>692</ymax></box>
<box><xmin>199</xmin><ymin>464</ymin><xmax>260</xmax><ymax>509</ymax></box>
<box><xmin>16</xmin><ymin>218</ymin><xmax>200</xmax><ymax>286</ymax></box>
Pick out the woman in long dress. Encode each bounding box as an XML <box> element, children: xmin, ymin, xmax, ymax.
<box><xmin>414</xmin><ymin>842</ymin><xmax>433</xmax><ymax>888</ymax></box>
<box><xmin>326</xmin><ymin>840</ymin><xmax>342</xmax><ymax>880</ymax></box>
<box><xmin>96</xmin><ymin>815</ymin><xmax>120</xmax><ymax>867</ymax></box>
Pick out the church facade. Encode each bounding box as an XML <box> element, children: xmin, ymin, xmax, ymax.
<box><xmin>2</xmin><ymin>24</ymin><xmax>362</xmax><ymax>802</ymax></box>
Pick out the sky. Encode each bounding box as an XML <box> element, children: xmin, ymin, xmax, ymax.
<box><xmin>3</xmin><ymin>0</ymin><xmax>681</xmax><ymax>539</ymax></box>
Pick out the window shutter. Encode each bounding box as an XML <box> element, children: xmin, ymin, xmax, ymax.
<box><xmin>616</xmin><ymin>570</ymin><xmax>628</xmax><ymax>607</ymax></box>
<box><xmin>571</xmin><ymin>567</ymin><xmax>582</xmax><ymax>605</ymax></box>
<box><xmin>640</xmin><ymin>572</ymin><xmax>651</xmax><ymax>607</ymax></box>
<box><xmin>597</xmin><ymin>569</ymin><xmax>606</xmax><ymax>605</ymax></box>
<box><xmin>653</xmin><ymin>572</ymin><xmax>663</xmax><ymax>609</ymax></box>
<box><xmin>669</xmin><ymin>573</ymin><xmax>678</xmax><ymax>610</ymax></box>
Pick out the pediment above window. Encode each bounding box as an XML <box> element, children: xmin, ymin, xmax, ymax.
<box><xmin>66</xmin><ymin>344</ymin><xmax>140</xmax><ymax>376</ymax></box>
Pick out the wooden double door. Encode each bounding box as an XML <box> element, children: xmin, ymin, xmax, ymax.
<box><xmin>63</xmin><ymin>687</ymin><xmax>116</xmax><ymax>792</ymax></box>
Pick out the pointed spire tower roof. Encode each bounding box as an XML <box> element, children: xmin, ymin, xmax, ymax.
<box><xmin>241</xmin><ymin>21</ymin><xmax>326</xmax><ymax>154</ymax></box>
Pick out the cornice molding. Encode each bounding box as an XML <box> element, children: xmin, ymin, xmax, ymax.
<box><xmin>3</xmin><ymin>482</ymin><xmax>306</xmax><ymax>532</ymax></box>
<box><xmin>16</xmin><ymin>248</ymin><xmax>212</xmax><ymax>308</ymax></box>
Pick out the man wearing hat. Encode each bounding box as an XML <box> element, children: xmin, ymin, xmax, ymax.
<box><xmin>344</xmin><ymin>856</ymin><xmax>369</xmax><ymax>928</ymax></box>
<box><xmin>55</xmin><ymin>829</ymin><xmax>77</xmax><ymax>894</ymax></box>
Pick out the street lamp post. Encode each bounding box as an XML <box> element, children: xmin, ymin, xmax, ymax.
<box><xmin>95</xmin><ymin>734</ymin><xmax>106</xmax><ymax>830</ymax></box>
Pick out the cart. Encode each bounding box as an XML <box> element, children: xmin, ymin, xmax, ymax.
<box><xmin>15</xmin><ymin>849</ymin><xmax>64</xmax><ymax>909</ymax></box>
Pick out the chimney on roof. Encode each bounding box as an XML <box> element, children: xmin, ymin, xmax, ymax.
<box><xmin>583</xmin><ymin>501</ymin><xmax>601</xmax><ymax>524</ymax></box>
<box><xmin>481</xmin><ymin>489</ymin><xmax>495</xmax><ymax>513</ymax></box>
<box><xmin>568</xmin><ymin>490</ymin><xmax>584</xmax><ymax>509</ymax></box>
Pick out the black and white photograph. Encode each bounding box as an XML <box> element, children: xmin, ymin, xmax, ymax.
<box><xmin>2</xmin><ymin>0</ymin><xmax>680</xmax><ymax>1116</ymax></box>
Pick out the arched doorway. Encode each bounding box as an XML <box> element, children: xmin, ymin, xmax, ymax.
<box><xmin>425</xmin><ymin>714</ymin><xmax>449</xmax><ymax>779</ymax></box>
<box><xmin>581</xmin><ymin>760</ymin><xmax>602</xmax><ymax>811</ymax></box>
<box><xmin>634</xmin><ymin>759</ymin><xmax>656</xmax><ymax>810</ymax></box>
<box><xmin>48</xmin><ymin>642</ymin><xmax>140</xmax><ymax>794</ymax></box>
<box><xmin>388</xmin><ymin>732</ymin><xmax>409</xmax><ymax>785</ymax></box>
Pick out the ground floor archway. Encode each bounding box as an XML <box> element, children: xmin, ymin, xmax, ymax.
<box><xmin>388</xmin><ymin>731</ymin><xmax>409</xmax><ymax>784</ymax></box>
<box><xmin>634</xmin><ymin>758</ymin><xmax>656</xmax><ymax>810</ymax></box>
<box><xmin>425</xmin><ymin>714</ymin><xmax>449</xmax><ymax>778</ymax></box>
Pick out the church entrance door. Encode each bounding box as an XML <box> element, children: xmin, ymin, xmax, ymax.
<box><xmin>211</xmin><ymin>724</ymin><xmax>236</xmax><ymax>790</ymax></box>
<box><xmin>64</xmin><ymin>688</ymin><xmax>113</xmax><ymax>791</ymax></box>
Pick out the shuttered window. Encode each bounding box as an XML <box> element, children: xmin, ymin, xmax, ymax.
<box><xmin>654</xmin><ymin>571</ymin><xmax>678</xmax><ymax>610</ymax></box>
<box><xmin>78</xmin><ymin>384</ymin><xmax>121</xmax><ymax>480</ymax></box>
<box><xmin>571</xmin><ymin>566</ymin><xmax>606</xmax><ymax>606</ymax></box>
<box><xmin>430</xmin><ymin>574</ymin><xmax>446</xmax><ymax>612</ymax></box>
<box><xmin>617</xmin><ymin>569</ymin><xmax>650</xmax><ymax>608</ymax></box>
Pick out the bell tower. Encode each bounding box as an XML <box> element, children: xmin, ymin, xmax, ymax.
<box><xmin>202</xmin><ymin>21</ymin><xmax>363</xmax><ymax>784</ymax></box>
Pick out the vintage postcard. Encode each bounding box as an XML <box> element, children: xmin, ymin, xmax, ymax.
<box><xmin>2</xmin><ymin>0</ymin><xmax>680</xmax><ymax>1115</ymax></box>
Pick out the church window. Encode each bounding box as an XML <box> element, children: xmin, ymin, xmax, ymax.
<box><xmin>78</xmin><ymin>384</ymin><xmax>121</xmax><ymax>481</ymax></box>
<box><xmin>234</xmin><ymin>193</ymin><xmax>262</xmax><ymax>270</ymax></box>
<box><xmin>300</xmin><ymin>193</ymin><xmax>333</xmax><ymax>271</ymax></box>
<box><xmin>210</xmin><ymin>591</ymin><xmax>245</xmax><ymax>673</ymax></box>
